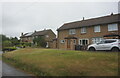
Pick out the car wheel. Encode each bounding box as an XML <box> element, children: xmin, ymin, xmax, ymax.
<box><xmin>111</xmin><ymin>47</ymin><xmax>119</xmax><ymax>52</ymax></box>
<box><xmin>89</xmin><ymin>47</ymin><xmax>96</xmax><ymax>51</ymax></box>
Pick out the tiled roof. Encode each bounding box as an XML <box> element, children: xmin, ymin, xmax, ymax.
<box><xmin>57</xmin><ymin>13</ymin><xmax>120</xmax><ymax>31</ymax></box>
<box><xmin>20</xmin><ymin>29</ymin><xmax>52</xmax><ymax>38</ymax></box>
<box><xmin>20</xmin><ymin>32</ymin><xmax>33</xmax><ymax>38</ymax></box>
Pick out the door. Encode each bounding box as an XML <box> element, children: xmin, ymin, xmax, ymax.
<box><xmin>67</xmin><ymin>39</ymin><xmax>71</xmax><ymax>49</ymax></box>
<box><xmin>95</xmin><ymin>41</ymin><xmax>104</xmax><ymax>50</ymax></box>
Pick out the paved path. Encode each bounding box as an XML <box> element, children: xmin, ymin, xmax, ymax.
<box><xmin>0</xmin><ymin>51</ymin><xmax>33</xmax><ymax>76</ymax></box>
<box><xmin>0</xmin><ymin>51</ymin><xmax>2</xmax><ymax>77</ymax></box>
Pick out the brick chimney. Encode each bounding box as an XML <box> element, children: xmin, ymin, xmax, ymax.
<box><xmin>111</xmin><ymin>12</ymin><xmax>113</xmax><ymax>15</ymax></box>
<box><xmin>83</xmin><ymin>17</ymin><xmax>85</xmax><ymax>20</ymax></box>
<box><xmin>34</xmin><ymin>30</ymin><xmax>37</xmax><ymax>33</ymax></box>
<box><xmin>21</xmin><ymin>32</ymin><xmax>23</xmax><ymax>36</ymax></box>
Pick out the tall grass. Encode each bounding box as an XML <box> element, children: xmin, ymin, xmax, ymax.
<box><xmin>3</xmin><ymin>48</ymin><xmax>118</xmax><ymax>76</ymax></box>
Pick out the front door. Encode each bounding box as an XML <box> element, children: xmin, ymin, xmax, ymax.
<box><xmin>67</xmin><ymin>39</ymin><xmax>71</xmax><ymax>49</ymax></box>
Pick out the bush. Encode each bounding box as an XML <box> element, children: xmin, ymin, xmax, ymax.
<box><xmin>2</xmin><ymin>47</ymin><xmax>17</xmax><ymax>52</ymax></box>
<box><xmin>20</xmin><ymin>42</ymin><xmax>32</xmax><ymax>47</ymax></box>
<box><xmin>33</xmin><ymin>36</ymin><xmax>47</xmax><ymax>48</ymax></box>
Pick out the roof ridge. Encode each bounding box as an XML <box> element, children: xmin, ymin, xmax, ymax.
<box><xmin>64</xmin><ymin>13</ymin><xmax>119</xmax><ymax>25</ymax></box>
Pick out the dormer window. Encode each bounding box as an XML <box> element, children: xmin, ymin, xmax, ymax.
<box><xmin>69</xmin><ymin>29</ymin><xmax>76</xmax><ymax>35</ymax></box>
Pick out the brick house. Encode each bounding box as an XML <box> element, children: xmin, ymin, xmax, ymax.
<box><xmin>20</xmin><ymin>29</ymin><xmax>56</xmax><ymax>48</ymax></box>
<box><xmin>57</xmin><ymin>13</ymin><xmax>120</xmax><ymax>50</ymax></box>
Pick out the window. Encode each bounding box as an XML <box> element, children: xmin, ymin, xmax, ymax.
<box><xmin>81</xmin><ymin>27</ymin><xmax>87</xmax><ymax>33</ymax></box>
<box><xmin>73</xmin><ymin>40</ymin><xmax>76</xmax><ymax>44</ymax></box>
<box><xmin>35</xmin><ymin>36</ymin><xmax>38</xmax><ymax>38</ymax></box>
<box><xmin>46</xmin><ymin>35</ymin><xmax>49</xmax><ymax>38</ymax></box>
<box><xmin>79</xmin><ymin>39</ymin><xmax>89</xmax><ymax>45</ymax></box>
<box><xmin>69</xmin><ymin>29</ymin><xmax>76</xmax><ymax>35</ymax></box>
<box><xmin>94</xmin><ymin>25</ymin><xmax>100</xmax><ymax>32</ymax></box>
<box><xmin>104</xmin><ymin>40</ymin><xmax>116</xmax><ymax>43</ymax></box>
<box><xmin>92</xmin><ymin>37</ymin><xmax>103</xmax><ymax>44</ymax></box>
<box><xmin>60</xmin><ymin>40</ymin><xmax>65</xmax><ymax>43</ymax></box>
<box><xmin>108</xmin><ymin>24</ymin><xmax>118</xmax><ymax>31</ymax></box>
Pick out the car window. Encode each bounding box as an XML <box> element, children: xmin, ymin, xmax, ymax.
<box><xmin>97</xmin><ymin>41</ymin><xmax>104</xmax><ymax>44</ymax></box>
<box><xmin>104</xmin><ymin>40</ymin><xmax>116</xmax><ymax>43</ymax></box>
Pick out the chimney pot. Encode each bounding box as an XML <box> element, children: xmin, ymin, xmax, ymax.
<box><xmin>111</xmin><ymin>13</ymin><xmax>113</xmax><ymax>15</ymax></box>
<box><xmin>83</xmin><ymin>17</ymin><xmax>85</xmax><ymax>20</ymax></box>
<box><xmin>21</xmin><ymin>33</ymin><xmax>23</xmax><ymax>36</ymax></box>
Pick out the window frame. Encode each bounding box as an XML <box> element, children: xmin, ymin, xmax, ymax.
<box><xmin>108</xmin><ymin>23</ymin><xmax>118</xmax><ymax>31</ymax></box>
<box><xmin>92</xmin><ymin>37</ymin><xmax>103</xmax><ymax>44</ymax></box>
<box><xmin>69</xmin><ymin>29</ymin><xmax>76</xmax><ymax>35</ymax></box>
<box><xmin>94</xmin><ymin>25</ymin><xmax>101</xmax><ymax>32</ymax></box>
<box><xmin>79</xmin><ymin>39</ymin><xmax>89</xmax><ymax>45</ymax></box>
<box><xmin>81</xmin><ymin>27</ymin><xmax>87</xmax><ymax>33</ymax></box>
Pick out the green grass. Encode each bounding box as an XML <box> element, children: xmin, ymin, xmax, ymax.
<box><xmin>3</xmin><ymin>48</ymin><xmax>118</xmax><ymax>76</ymax></box>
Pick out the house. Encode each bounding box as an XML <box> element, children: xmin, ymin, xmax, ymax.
<box><xmin>57</xmin><ymin>13</ymin><xmax>120</xmax><ymax>50</ymax></box>
<box><xmin>20</xmin><ymin>29</ymin><xmax>56</xmax><ymax>48</ymax></box>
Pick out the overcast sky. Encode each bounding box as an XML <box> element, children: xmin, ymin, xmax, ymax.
<box><xmin>0</xmin><ymin>0</ymin><xmax>119</xmax><ymax>38</ymax></box>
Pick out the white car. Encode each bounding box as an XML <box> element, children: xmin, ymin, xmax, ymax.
<box><xmin>87</xmin><ymin>39</ymin><xmax>120</xmax><ymax>51</ymax></box>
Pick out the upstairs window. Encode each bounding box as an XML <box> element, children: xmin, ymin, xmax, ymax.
<box><xmin>108</xmin><ymin>24</ymin><xmax>118</xmax><ymax>31</ymax></box>
<box><xmin>94</xmin><ymin>25</ymin><xmax>100</xmax><ymax>32</ymax></box>
<box><xmin>46</xmin><ymin>35</ymin><xmax>49</xmax><ymax>38</ymax></box>
<box><xmin>69</xmin><ymin>29</ymin><xmax>76</xmax><ymax>35</ymax></box>
<box><xmin>81</xmin><ymin>27</ymin><xmax>87</xmax><ymax>33</ymax></box>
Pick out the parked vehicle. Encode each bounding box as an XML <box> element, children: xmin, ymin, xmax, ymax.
<box><xmin>87</xmin><ymin>39</ymin><xmax>120</xmax><ymax>52</ymax></box>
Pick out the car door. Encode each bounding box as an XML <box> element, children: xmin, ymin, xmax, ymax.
<box><xmin>102</xmin><ymin>40</ymin><xmax>112</xmax><ymax>50</ymax></box>
<box><xmin>95</xmin><ymin>41</ymin><xmax>105</xmax><ymax>50</ymax></box>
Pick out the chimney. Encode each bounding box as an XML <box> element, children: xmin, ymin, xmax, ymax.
<box><xmin>111</xmin><ymin>12</ymin><xmax>113</xmax><ymax>15</ymax></box>
<box><xmin>83</xmin><ymin>17</ymin><xmax>85</xmax><ymax>20</ymax></box>
<box><xmin>21</xmin><ymin>32</ymin><xmax>23</xmax><ymax>36</ymax></box>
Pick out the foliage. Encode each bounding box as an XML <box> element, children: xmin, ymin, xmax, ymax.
<box><xmin>20</xmin><ymin>42</ymin><xmax>31</xmax><ymax>47</ymax></box>
<box><xmin>3</xmin><ymin>47</ymin><xmax>17</xmax><ymax>52</ymax></box>
<box><xmin>1</xmin><ymin>35</ymin><xmax>10</xmax><ymax>41</ymax></box>
<box><xmin>10</xmin><ymin>37</ymin><xmax>20</xmax><ymax>46</ymax></box>
<box><xmin>2</xmin><ymin>40</ymin><xmax>12</xmax><ymax>47</ymax></box>
<box><xmin>3</xmin><ymin>48</ymin><xmax>118</xmax><ymax>76</ymax></box>
<box><xmin>0</xmin><ymin>34</ymin><xmax>20</xmax><ymax>49</ymax></box>
<box><xmin>33</xmin><ymin>36</ymin><xmax>47</xmax><ymax>47</ymax></box>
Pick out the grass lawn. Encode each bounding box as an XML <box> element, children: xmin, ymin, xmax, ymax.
<box><xmin>3</xmin><ymin>48</ymin><xmax>118</xmax><ymax>76</ymax></box>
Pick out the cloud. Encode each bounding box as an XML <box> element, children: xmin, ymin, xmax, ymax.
<box><xmin>2</xmin><ymin>2</ymin><xmax>118</xmax><ymax>38</ymax></box>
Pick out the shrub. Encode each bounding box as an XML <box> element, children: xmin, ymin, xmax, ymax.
<box><xmin>2</xmin><ymin>47</ymin><xmax>17</xmax><ymax>52</ymax></box>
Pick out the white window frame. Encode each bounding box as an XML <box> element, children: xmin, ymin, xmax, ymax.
<box><xmin>92</xmin><ymin>37</ymin><xmax>103</xmax><ymax>44</ymax></box>
<box><xmin>69</xmin><ymin>29</ymin><xmax>76</xmax><ymax>35</ymax></box>
<box><xmin>108</xmin><ymin>23</ymin><xmax>118</xmax><ymax>31</ymax></box>
<box><xmin>79</xmin><ymin>39</ymin><xmax>89</xmax><ymax>45</ymax></box>
<box><xmin>94</xmin><ymin>25</ymin><xmax>101</xmax><ymax>32</ymax></box>
<box><xmin>60</xmin><ymin>40</ymin><xmax>65</xmax><ymax>43</ymax></box>
<box><xmin>81</xmin><ymin>27</ymin><xmax>87</xmax><ymax>33</ymax></box>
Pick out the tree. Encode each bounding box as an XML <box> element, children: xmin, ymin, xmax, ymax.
<box><xmin>1</xmin><ymin>34</ymin><xmax>10</xmax><ymax>41</ymax></box>
<box><xmin>33</xmin><ymin>36</ymin><xmax>47</xmax><ymax>47</ymax></box>
<box><xmin>2</xmin><ymin>40</ymin><xmax>12</xmax><ymax>47</ymax></box>
<box><xmin>10</xmin><ymin>37</ymin><xmax>20</xmax><ymax>46</ymax></box>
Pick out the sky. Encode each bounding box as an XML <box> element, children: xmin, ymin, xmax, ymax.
<box><xmin>0</xmin><ymin>0</ymin><xmax>119</xmax><ymax>38</ymax></box>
